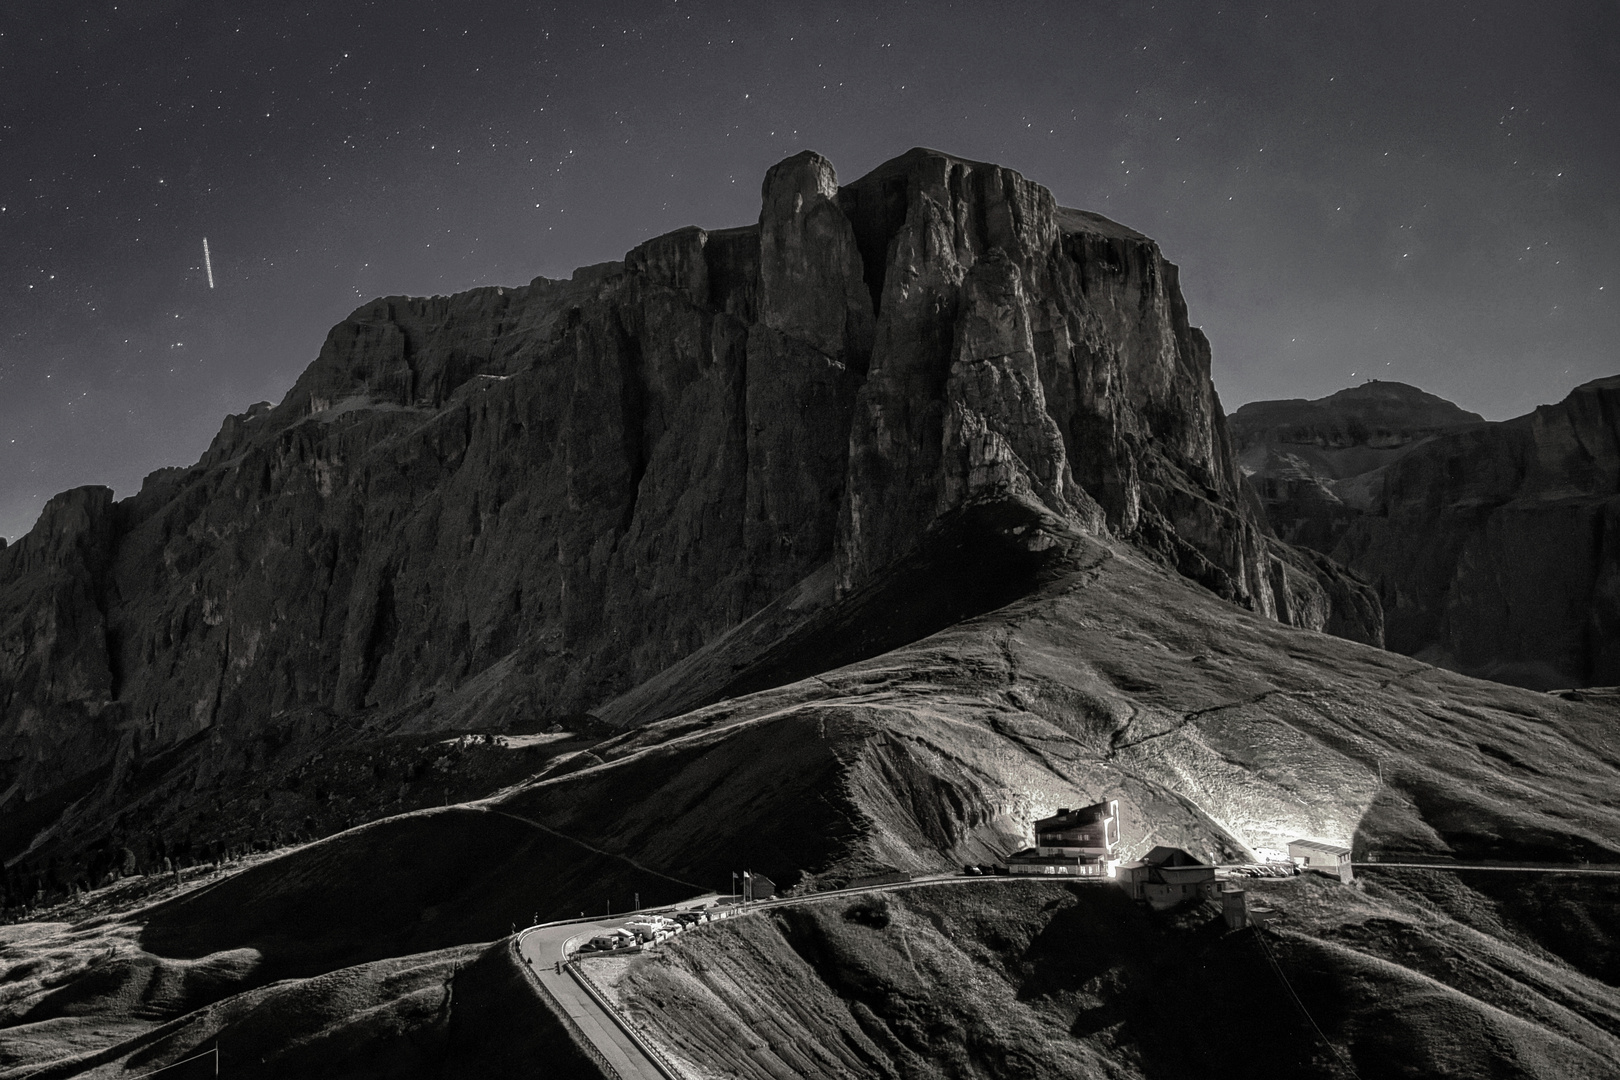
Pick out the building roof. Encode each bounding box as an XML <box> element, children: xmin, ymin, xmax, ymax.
<box><xmin>1143</xmin><ymin>846</ymin><xmax>1206</xmax><ymax>867</ymax></box>
<box><xmin>1118</xmin><ymin>855</ymin><xmax>1213</xmax><ymax>885</ymax></box>
<box><xmin>1034</xmin><ymin>799</ymin><xmax>1116</xmax><ymax>830</ymax></box>
<box><xmin>1288</xmin><ymin>838</ymin><xmax>1351</xmax><ymax>856</ymax></box>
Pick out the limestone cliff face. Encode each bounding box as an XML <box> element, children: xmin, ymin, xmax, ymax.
<box><xmin>0</xmin><ymin>148</ymin><xmax>1376</xmax><ymax>816</ymax></box>
<box><xmin>1238</xmin><ymin>376</ymin><xmax>1620</xmax><ymax>688</ymax></box>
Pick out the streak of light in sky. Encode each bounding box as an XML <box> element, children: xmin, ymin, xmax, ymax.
<box><xmin>203</xmin><ymin>237</ymin><xmax>215</xmax><ymax>290</ymax></box>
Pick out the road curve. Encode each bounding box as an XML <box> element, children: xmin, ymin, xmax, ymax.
<box><xmin>511</xmin><ymin>873</ymin><xmax>1096</xmax><ymax>1077</ymax></box>
<box><xmin>516</xmin><ymin>915</ymin><xmax>679</xmax><ymax>1080</ymax></box>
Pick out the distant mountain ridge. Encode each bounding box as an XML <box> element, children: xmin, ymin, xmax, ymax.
<box><xmin>1231</xmin><ymin>379</ymin><xmax>1485</xmax><ymax>477</ymax></box>
<box><xmin>1236</xmin><ymin>375</ymin><xmax>1620</xmax><ymax>688</ymax></box>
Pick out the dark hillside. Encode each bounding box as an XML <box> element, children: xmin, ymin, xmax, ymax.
<box><xmin>604</xmin><ymin>879</ymin><xmax>1620</xmax><ymax>1079</ymax></box>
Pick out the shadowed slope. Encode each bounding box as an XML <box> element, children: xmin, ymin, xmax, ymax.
<box><xmin>606</xmin><ymin>879</ymin><xmax>1620</xmax><ymax>1080</ymax></box>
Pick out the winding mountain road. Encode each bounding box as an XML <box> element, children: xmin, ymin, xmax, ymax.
<box><xmin>512</xmin><ymin>873</ymin><xmax>1080</xmax><ymax>1078</ymax></box>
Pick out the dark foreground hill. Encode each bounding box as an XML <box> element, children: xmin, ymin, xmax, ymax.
<box><xmin>0</xmin><ymin>149</ymin><xmax>1615</xmax><ymax>1078</ymax></box>
<box><xmin>1235</xmin><ymin>376</ymin><xmax>1620</xmax><ymax>689</ymax></box>
<box><xmin>608</xmin><ymin>877</ymin><xmax>1620</xmax><ymax>1079</ymax></box>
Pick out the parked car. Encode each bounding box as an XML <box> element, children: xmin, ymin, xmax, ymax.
<box><xmin>624</xmin><ymin>920</ymin><xmax>676</xmax><ymax>944</ymax></box>
<box><xmin>963</xmin><ymin>864</ymin><xmax>982</xmax><ymax>875</ymax></box>
<box><xmin>581</xmin><ymin>930</ymin><xmax>634</xmax><ymax>952</ymax></box>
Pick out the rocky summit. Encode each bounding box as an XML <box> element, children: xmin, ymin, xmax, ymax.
<box><xmin>0</xmin><ymin>147</ymin><xmax>1377</xmax><ymax>858</ymax></box>
<box><xmin>0</xmin><ymin>150</ymin><xmax>1616</xmax><ymax>1080</ymax></box>
<box><xmin>1237</xmin><ymin>376</ymin><xmax>1620</xmax><ymax>689</ymax></box>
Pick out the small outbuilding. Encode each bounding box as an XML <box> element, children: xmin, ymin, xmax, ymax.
<box><xmin>1220</xmin><ymin>887</ymin><xmax>1277</xmax><ymax>930</ymax></box>
<box><xmin>1117</xmin><ymin>846</ymin><xmax>1221</xmax><ymax>909</ymax></box>
<box><xmin>1288</xmin><ymin>839</ymin><xmax>1353</xmax><ymax>882</ymax></box>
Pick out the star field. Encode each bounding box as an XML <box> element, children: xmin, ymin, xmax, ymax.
<box><xmin>1</xmin><ymin>0</ymin><xmax>1616</xmax><ymax>540</ymax></box>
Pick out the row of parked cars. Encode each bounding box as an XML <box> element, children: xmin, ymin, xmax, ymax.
<box><xmin>1222</xmin><ymin>863</ymin><xmax>1300</xmax><ymax>879</ymax></box>
<box><xmin>576</xmin><ymin>909</ymin><xmax>714</xmax><ymax>953</ymax></box>
<box><xmin>962</xmin><ymin>864</ymin><xmax>1010</xmax><ymax>876</ymax></box>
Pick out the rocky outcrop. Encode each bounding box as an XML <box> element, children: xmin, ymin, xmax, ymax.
<box><xmin>1238</xmin><ymin>375</ymin><xmax>1620</xmax><ymax>688</ymax></box>
<box><xmin>0</xmin><ymin>148</ymin><xmax>1378</xmax><ymax>845</ymax></box>
<box><xmin>0</xmin><ymin>486</ymin><xmax>121</xmax><ymax>799</ymax></box>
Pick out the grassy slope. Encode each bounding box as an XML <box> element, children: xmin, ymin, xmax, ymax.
<box><xmin>0</xmin><ymin>937</ymin><xmax>599</xmax><ymax>1080</ymax></box>
<box><xmin>503</xmin><ymin>535</ymin><xmax>1620</xmax><ymax>882</ymax></box>
<box><xmin>607</xmin><ymin>879</ymin><xmax>1620</xmax><ymax>1080</ymax></box>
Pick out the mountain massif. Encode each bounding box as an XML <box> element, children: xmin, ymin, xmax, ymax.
<box><xmin>1235</xmin><ymin>377</ymin><xmax>1620</xmax><ymax>689</ymax></box>
<box><xmin>0</xmin><ymin>149</ymin><xmax>1616</xmax><ymax>1079</ymax></box>
<box><xmin>0</xmin><ymin>147</ymin><xmax>1378</xmax><ymax>877</ymax></box>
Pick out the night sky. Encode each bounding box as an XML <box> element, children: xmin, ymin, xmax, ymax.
<box><xmin>3</xmin><ymin>2</ymin><xmax>1616</xmax><ymax>541</ymax></box>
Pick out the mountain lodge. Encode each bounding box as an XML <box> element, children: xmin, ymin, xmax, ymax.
<box><xmin>1006</xmin><ymin>799</ymin><xmax>1121</xmax><ymax>876</ymax></box>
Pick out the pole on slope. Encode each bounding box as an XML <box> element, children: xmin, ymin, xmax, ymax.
<box><xmin>214</xmin><ymin>1040</ymin><xmax>219</xmax><ymax>1076</ymax></box>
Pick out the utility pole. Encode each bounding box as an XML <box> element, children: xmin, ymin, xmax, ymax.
<box><xmin>634</xmin><ymin>892</ymin><xmax>639</xmax><ymax>911</ymax></box>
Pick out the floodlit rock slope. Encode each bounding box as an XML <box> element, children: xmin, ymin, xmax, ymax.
<box><xmin>0</xmin><ymin>148</ymin><xmax>1378</xmax><ymax>883</ymax></box>
<box><xmin>1237</xmin><ymin>376</ymin><xmax>1620</xmax><ymax>688</ymax></box>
